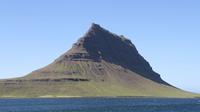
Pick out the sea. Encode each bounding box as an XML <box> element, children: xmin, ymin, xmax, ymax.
<box><xmin>0</xmin><ymin>98</ymin><xmax>199</xmax><ymax>112</ymax></box>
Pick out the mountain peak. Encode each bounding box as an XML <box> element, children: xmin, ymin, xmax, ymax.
<box><xmin>84</xmin><ymin>23</ymin><xmax>111</xmax><ymax>38</ymax></box>
<box><xmin>90</xmin><ymin>23</ymin><xmax>102</xmax><ymax>30</ymax></box>
<box><xmin>1</xmin><ymin>23</ymin><xmax>197</xmax><ymax>98</ymax></box>
<box><xmin>55</xmin><ymin>23</ymin><xmax>170</xmax><ymax>85</ymax></box>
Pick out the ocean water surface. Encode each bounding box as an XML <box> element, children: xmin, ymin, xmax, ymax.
<box><xmin>0</xmin><ymin>98</ymin><xmax>199</xmax><ymax>112</ymax></box>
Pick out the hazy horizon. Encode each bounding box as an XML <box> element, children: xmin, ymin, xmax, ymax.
<box><xmin>0</xmin><ymin>0</ymin><xmax>200</xmax><ymax>93</ymax></box>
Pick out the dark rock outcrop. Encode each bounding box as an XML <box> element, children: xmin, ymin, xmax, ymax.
<box><xmin>56</xmin><ymin>23</ymin><xmax>170</xmax><ymax>85</ymax></box>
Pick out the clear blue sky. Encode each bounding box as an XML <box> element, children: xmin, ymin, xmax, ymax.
<box><xmin>0</xmin><ymin>0</ymin><xmax>200</xmax><ymax>93</ymax></box>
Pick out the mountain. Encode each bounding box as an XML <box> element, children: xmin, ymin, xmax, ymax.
<box><xmin>0</xmin><ymin>23</ymin><xmax>198</xmax><ymax>98</ymax></box>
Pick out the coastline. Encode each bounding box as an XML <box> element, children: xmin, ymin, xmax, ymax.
<box><xmin>0</xmin><ymin>95</ymin><xmax>199</xmax><ymax>99</ymax></box>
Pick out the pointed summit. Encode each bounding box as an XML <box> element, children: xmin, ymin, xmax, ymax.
<box><xmin>55</xmin><ymin>23</ymin><xmax>169</xmax><ymax>85</ymax></box>
<box><xmin>84</xmin><ymin>23</ymin><xmax>111</xmax><ymax>39</ymax></box>
<box><xmin>90</xmin><ymin>23</ymin><xmax>102</xmax><ymax>30</ymax></box>
<box><xmin>89</xmin><ymin>23</ymin><xmax>107</xmax><ymax>32</ymax></box>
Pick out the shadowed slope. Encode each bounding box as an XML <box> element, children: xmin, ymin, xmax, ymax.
<box><xmin>47</xmin><ymin>23</ymin><xmax>169</xmax><ymax>85</ymax></box>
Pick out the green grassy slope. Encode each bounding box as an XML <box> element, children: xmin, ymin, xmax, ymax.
<box><xmin>0</xmin><ymin>61</ymin><xmax>198</xmax><ymax>98</ymax></box>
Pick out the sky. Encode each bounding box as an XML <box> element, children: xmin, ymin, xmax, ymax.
<box><xmin>0</xmin><ymin>0</ymin><xmax>200</xmax><ymax>93</ymax></box>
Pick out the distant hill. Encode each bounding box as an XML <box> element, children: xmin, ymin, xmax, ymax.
<box><xmin>0</xmin><ymin>23</ymin><xmax>198</xmax><ymax>98</ymax></box>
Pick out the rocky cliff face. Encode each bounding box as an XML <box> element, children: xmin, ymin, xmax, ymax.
<box><xmin>55</xmin><ymin>23</ymin><xmax>169</xmax><ymax>85</ymax></box>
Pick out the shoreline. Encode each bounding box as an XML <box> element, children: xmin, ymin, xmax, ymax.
<box><xmin>0</xmin><ymin>95</ymin><xmax>198</xmax><ymax>99</ymax></box>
